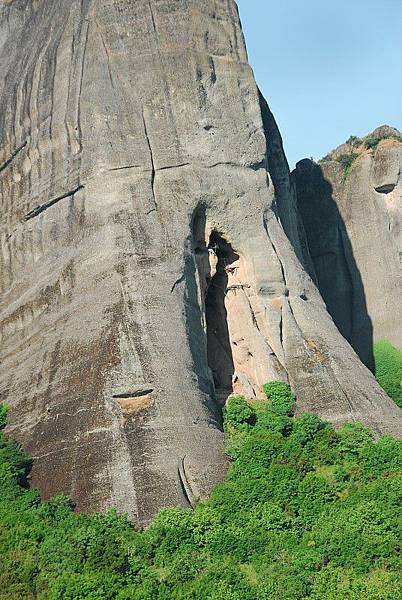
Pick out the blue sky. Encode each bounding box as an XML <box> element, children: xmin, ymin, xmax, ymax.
<box><xmin>237</xmin><ymin>0</ymin><xmax>402</xmax><ymax>168</ymax></box>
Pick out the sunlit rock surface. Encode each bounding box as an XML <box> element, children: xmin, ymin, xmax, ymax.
<box><xmin>1</xmin><ymin>2</ymin><xmax>401</xmax><ymax>524</ymax></box>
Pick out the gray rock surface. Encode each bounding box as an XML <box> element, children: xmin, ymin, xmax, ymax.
<box><xmin>294</xmin><ymin>127</ymin><xmax>402</xmax><ymax>370</ymax></box>
<box><xmin>1</xmin><ymin>1</ymin><xmax>401</xmax><ymax>524</ymax></box>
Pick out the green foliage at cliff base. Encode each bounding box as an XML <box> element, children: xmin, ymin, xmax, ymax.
<box><xmin>374</xmin><ymin>340</ymin><xmax>402</xmax><ymax>408</ymax></box>
<box><xmin>1</xmin><ymin>383</ymin><xmax>401</xmax><ymax>599</ymax></box>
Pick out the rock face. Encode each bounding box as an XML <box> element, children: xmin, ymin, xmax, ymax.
<box><xmin>1</xmin><ymin>1</ymin><xmax>401</xmax><ymax>524</ymax></box>
<box><xmin>294</xmin><ymin>127</ymin><xmax>402</xmax><ymax>370</ymax></box>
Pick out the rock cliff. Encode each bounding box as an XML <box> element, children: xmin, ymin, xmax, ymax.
<box><xmin>294</xmin><ymin>127</ymin><xmax>402</xmax><ymax>370</ymax></box>
<box><xmin>1</xmin><ymin>1</ymin><xmax>401</xmax><ymax>524</ymax></box>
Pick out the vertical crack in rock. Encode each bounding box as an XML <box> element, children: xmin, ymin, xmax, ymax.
<box><xmin>279</xmin><ymin>307</ymin><xmax>284</xmax><ymax>350</ymax></box>
<box><xmin>142</xmin><ymin>109</ymin><xmax>157</xmax><ymax>208</ymax></box>
<box><xmin>148</xmin><ymin>0</ymin><xmax>158</xmax><ymax>36</ymax></box>
<box><xmin>118</xmin><ymin>278</ymin><xmax>141</xmax><ymax>360</ymax></box>
<box><xmin>76</xmin><ymin>19</ymin><xmax>89</xmax><ymax>153</ymax></box>
<box><xmin>332</xmin><ymin>371</ymin><xmax>356</xmax><ymax>420</ymax></box>
<box><xmin>239</xmin><ymin>287</ymin><xmax>261</xmax><ymax>334</ymax></box>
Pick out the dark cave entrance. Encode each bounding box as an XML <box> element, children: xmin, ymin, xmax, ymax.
<box><xmin>193</xmin><ymin>212</ymin><xmax>239</xmax><ymax>406</ymax></box>
<box><xmin>205</xmin><ymin>232</ymin><xmax>240</xmax><ymax>405</ymax></box>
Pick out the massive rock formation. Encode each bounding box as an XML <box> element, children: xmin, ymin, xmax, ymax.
<box><xmin>1</xmin><ymin>1</ymin><xmax>401</xmax><ymax>524</ymax></box>
<box><xmin>294</xmin><ymin>127</ymin><xmax>402</xmax><ymax>370</ymax></box>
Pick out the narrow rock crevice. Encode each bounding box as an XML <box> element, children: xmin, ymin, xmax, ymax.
<box><xmin>148</xmin><ymin>0</ymin><xmax>158</xmax><ymax>36</ymax></box>
<box><xmin>207</xmin><ymin>160</ymin><xmax>265</xmax><ymax>171</ymax></box>
<box><xmin>108</xmin><ymin>164</ymin><xmax>141</xmax><ymax>172</ymax></box>
<box><xmin>0</xmin><ymin>141</ymin><xmax>27</xmax><ymax>175</ymax></box>
<box><xmin>76</xmin><ymin>20</ymin><xmax>89</xmax><ymax>154</ymax></box>
<box><xmin>279</xmin><ymin>307</ymin><xmax>284</xmax><ymax>349</ymax></box>
<box><xmin>157</xmin><ymin>162</ymin><xmax>191</xmax><ymax>172</ymax></box>
<box><xmin>24</xmin><ymin>185</ymin><xmax>84</xmax><ymax>221</ymax></box>
<box><xmin>264</xmin><ymin>220</ymin><xmax>301</xmax><ymax>334</ymax></box>
<box><xmin>113</xmin><ymin>389</ymin><xmax>154</xmax><ymax>399</ymax></box>
<box><xmin>142</xmin><ymin>110</ymin><xmax>157</xmax><ymax>207</ymax></box>
<box><xmin>171</xmin><ymin>274</ymin><xmax>186</xmax><ymax>294</ymax></box>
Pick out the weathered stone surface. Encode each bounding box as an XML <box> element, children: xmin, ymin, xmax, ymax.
<box><xmin>294</xmin><ymin>127</ymin><xmax>402</xmax><ymax>370</ymax></box>
<box><xmin>1</xmin><ymin>1</ymin><xmax>401</xmax><ymax>524</ymax></box>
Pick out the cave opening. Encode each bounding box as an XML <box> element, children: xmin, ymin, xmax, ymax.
<box><xmin>205</xmin><ymin>232</ymin><xmax>240</xmax><ymax>405</ymax></box>
<box><xmin>192</xmin><ymin>210</ymin><xmax>286</xmax><ymax>407</ymax></box>
<box><xmin>193</xmin><ymin>212</ymin><xmax>240</xmax><ymax>406</ymax></box>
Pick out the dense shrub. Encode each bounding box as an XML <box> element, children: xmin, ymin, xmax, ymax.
<box><xmin>364</xmin><ymin>137</ymin><xmax>382</xmax><ymax>150</ymax></box>
<box><xmin>0</xmin><ymin>382</ymin><xmax>401</xmax><ymax>599</ymax></box>
<box><xmin>374</xmin><ymin>340</ymin><xmax>402</xmax><ymax>408</ymax></box>
<box><xmin>262</xmin><ymin>381</ymin><xmax>295</xmax><ymax>416</ymax></box>
<box><xmin>337</xmin><ymin>151</ymin><xmax>358</xmax><ymax>178</ymax></box>
<box><xmin>346</xmin><ymin>135</ymin><xmax>361</xmax><ymax>147</ymax></box>
<box><xmin>223</xmin><ymin>395</ymin><xmax>256</xmax><ymax>433</ymax></box>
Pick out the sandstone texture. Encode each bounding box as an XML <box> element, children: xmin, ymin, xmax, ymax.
<box><xmin>294</xmin><ymin>127</ymin><xmax>402</xmax><ymax>370</ymax></box>
<box><xmin>1</xmin><ymin>1</ymin><xmax>401</xmax><ymax>524</ymax></box>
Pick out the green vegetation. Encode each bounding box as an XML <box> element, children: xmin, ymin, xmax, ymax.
<box><xmin>337</xmin><ymin>152</ymin><xmax>358</xmax><ymax>179</ymax></box>
<box><xmin>365</xmin><ymin>137</ymin><xmax>383</xmax><ymax>151</ymax></box>
<box><xmin>364</xmin><ymin>135</ymin><xmax>401</xmax><ymax>151</ymax></box>
<box><xmin>374</xmin><ymin>340</ymin><xmax>402</xmax><ymax>408</ymax></box>
<box><xmin>1</xmin><ymin>383</ymin><xmax>402</xmax><ymax>599</ymax></box>
<box><xmin>346</xmin><ymin>135</ymin><xmax>362</xmax><ymax>148</ymax></box>
<box><xmin>333</xmin><ymin>132</ymin><xmax>402</xmax><ymax>178</ymax></box>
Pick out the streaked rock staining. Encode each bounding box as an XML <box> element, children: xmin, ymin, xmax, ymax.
<box><xmin>1</xmin><ymin>1</ymin><xmax>401</xmax><ymax>524</ymax></box>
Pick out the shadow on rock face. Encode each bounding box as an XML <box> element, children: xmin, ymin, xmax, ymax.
<box><xmin>293</xmin><ymin>160</ymin><xmax>375</xmax><ymax>372</ymax></box>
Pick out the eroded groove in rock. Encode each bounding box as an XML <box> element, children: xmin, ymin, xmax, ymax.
<box><xmin>24</xmin><ymin>185</ymin><xmax>84</xmax><ymax>221</ymax></box>
<box><xmin>142</xmin><ymin>109</ymin><xmax>157</xmax><ymax>208</ymax></box>
<box><xmin>0</xmin><ymin>141</ymin><xmax>27</xmax><ymax>174</ymax></box>
<box><xmin>113</xmin><ymin>389</ymin><xmax>154</xmax><ymax>399</ymax></box>
<box><xmin>178</xmin><ymin>457</ymin><xmax>197</xmax><ymax>509</ymax></box>
<box><xmin>108</xmin><ymin>165</ymin><xmax>141</xmax><ymax>172</ymax></box>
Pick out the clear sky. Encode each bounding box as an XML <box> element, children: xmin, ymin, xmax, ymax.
<box><xmin>237</xmin><ymin>0</ymin><xmax>402</xmax><ymax>168</ymax></box>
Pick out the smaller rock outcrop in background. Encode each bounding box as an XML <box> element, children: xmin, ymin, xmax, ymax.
<box><xmin>294</xmin><ymin>126</ymin><xmax>402</xmax><ymax>371</ymax></box>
